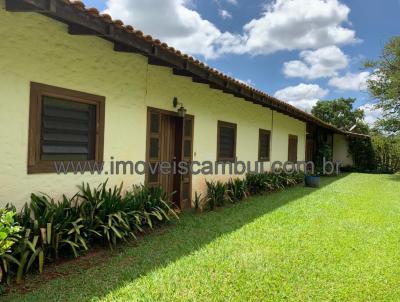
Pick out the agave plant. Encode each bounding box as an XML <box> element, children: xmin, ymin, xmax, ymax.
<box><xmin>206</xmin><ymin>180</ymin><xmax>228</xmax><ymax>210</ymax></box>
<box><xmin>1</xmin><ymin>181</ymin><xmax>180</xmax><ymax>284</ymax></box>
<box><xmin>227</xmin><ymin>178</ymin><xmax>248</xmax><ymax>202</ymax></box>
<box><xmin>124</xmin><ymin>185</ymin><xmax>177</xmax><ymax>230</ymax></box>
<box><xmin>79</xmin><ymin>182</ymin><xmax>134</xmax><ymax>250</ymax></box>
<box><xmin>29</xmin><ymin>194</ymin><xmax>89</xmax><ymax>258</ymax></box>
<box><xmin>245</xmin><ymin>173</ymin><xmax>268</xmax><ymax>195</ymax></box>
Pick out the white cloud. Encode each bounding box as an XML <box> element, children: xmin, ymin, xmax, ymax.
<box><xmin>283</xmin><ymin>46</ymin><xmax>348</xmax><ymax>79</ymax></box>
<box><xmin>219</xmin><ymin>9</ymin><xmax>232</xmax><ymax>19</ymax></box>
<box><xmin>237</xmin><ymin>0</ymin><xmax>358</xmax><ymax>55</ymax></box>
<box><xmin>274</xmin><ymin>83</ymin><xmax>329</xmax><ymax>112</ymax></box>
<box><xmin>103</xmin><ymin>0</ymin><xmax>358</xmax><ymax>59</ymax></box>
<box><xmin>103</xmin><ymin>0</ymin><xmax>238</xmax><ymax>59</ymax></box>
<box><xmin>328</xmin><ymin>71</ymin><xmax>370</xmax><ymax>91</ymax></box>
<box><xmin>226</xmin><ymin>0</ymin><xmax>238</xmax><ymax>5</ymax></box>
<box><xmin>359</xmin><ymin>102</ymin><xmax>383</xmax><ymax>125</ymax></box>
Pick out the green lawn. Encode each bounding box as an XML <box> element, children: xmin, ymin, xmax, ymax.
<box><xmin>3</xmin><ymin>173</ymin><xmax>400</xmax><ymax>302</ymax></box>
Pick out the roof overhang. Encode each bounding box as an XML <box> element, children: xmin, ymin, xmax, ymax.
<box><xmin>5</xmin><ymin>0</ymin><xmax>369</xmax><ymax>138</ymax></box>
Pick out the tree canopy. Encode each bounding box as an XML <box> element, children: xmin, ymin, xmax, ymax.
<box><xmin>311</xmin><ymin>98</ymin><xmax>368</xmax><ymax>134</ymax></box>
<box><xmin>365</xmin><ymin>36</ymin><xmax>400</xmax><ymax>135</ymax></box>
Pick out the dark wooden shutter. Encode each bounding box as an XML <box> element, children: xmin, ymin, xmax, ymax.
<box><xmin>147</xmin><ymin>112</ymin><xmax>161</xmax><ymax>185</ymax></box>
<box><xmin>217</xmin><ymin>121</ymin><xmax>236</xmax><ymax>162</ymax></box>
<box><xmin>259</xmin><ymin>129</ymin><xmax>271</xmax><ymax>161</ymax></box>
<box><xmin>288</xmin><ymin>135</ymin><xmax>298</xmax><ymax>163</ymax></box>
<box><xmin>181</xmin><ymin>117</ymin><xmax>194</xmax><ymax>206</ymax></box>
<box><xmin>40</xmin><ymin>96</ymin><xmax>96</xmax><ymax>161</ymax></box>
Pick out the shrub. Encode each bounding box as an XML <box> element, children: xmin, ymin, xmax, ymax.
<box><xmin>1</xmin><ymin>181</ymin><xmax>177</xmax><ymax>284</ymax></box>
<box><xmin>79</xmin><ymin>182</ymin><xmax>135</xmax><ymax>250</ymax></box>
<box><xmin>203</xmin><ymin>171</ymin><xmax>305</xmax><ymax>212</ymax></box>
<box><xmin>372</xmin><ymin>134</ymin><xmax>400</xmax><ymax>173</ymax></box>
<box><xmin>348</xmin><ymin>137</ymin><xmax>376</xmax><ymax>171</ymax></box>
<box><xmin>315</xmin><ymin>143</ymin><xmax>333</xmax><ymax>172</ymax></box>
<box><xmin>205</xmin><ymin>181</ymin><xmax>228</xmax><ymax>210</ymax></box>
<box><xmin>124</xmin><ymin>185</ymin><xmax>178</xmax><ymax>229</ymax></box>
<box><xmin>193</xmin><ymin>192</ymin><xmax>202</xmax><ymax>211</ymax></box>
<box><xmin>0</xmin><ymin>210</ymin><xmax>21</xmax><ymax>257</ymax></box>
<box><xmin>245</xmin><ymin>173</ymin><xmax>268</xmax><ymax>195</ymax></box>
<box><xmin>227</xmin><ymin>178</ymin><xmax>247</xmax><ymax>202</ymax></box>
<box><xmin>0</xmin><ymin>210</ymin><xmax>21</xmax><ymax>283</ymax></box>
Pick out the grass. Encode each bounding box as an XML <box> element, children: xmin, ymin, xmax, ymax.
<box><xmin>2</xmin><ymin>173</ymin><xmax>400</xmax><ymax>301</ymax></box>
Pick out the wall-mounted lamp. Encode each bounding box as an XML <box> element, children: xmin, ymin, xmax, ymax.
<box><xmin>173</xmin><ymin>97</ymin><xmax>187</xmax><ymax>118</ymax></box>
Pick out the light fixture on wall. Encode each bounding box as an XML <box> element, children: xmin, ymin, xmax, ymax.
<box><xmin>173</xmin><ymin>97</ymin><xmax>187</xmax><ymax>118</ymax></box>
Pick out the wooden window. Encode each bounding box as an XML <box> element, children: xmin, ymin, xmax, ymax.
<box><xmin>258</xmin><ymin>129</ymin><xmax>271</xmax><ymax>162</ymax></box>
<box><xmin>28</xmin><ymin>82</ymin><xmax>105</xmax><ymax>174</ymax></box>
<box><xmin>217</xmin><ymin>121</ymin><xmax>237</xmax><ymax>162</ymax></box>
<box><xmin>288</xmin><ymin>135</ymin><xmax>298</xmax><ymax>163</ymax></box>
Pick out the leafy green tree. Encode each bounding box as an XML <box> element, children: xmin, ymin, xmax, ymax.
<box><xmin>371</xmin><ymin>133</ymin><xmax>400</xmax><ymax>173</ymax></box>
<box><xmin>365</xmin><ymin>36</ymin><xmax>400</xmax><ymax>135</ymax></box>
<box><xmin>311</xmin><ymin>98</ymin><xmax>368</xmax><ymax>134</ymax></box>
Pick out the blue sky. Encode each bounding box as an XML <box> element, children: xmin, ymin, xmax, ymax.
<box><xmin>82</xmin><ymin>0</ymin><xmax>399</xmax><ymax>123</ymax></box>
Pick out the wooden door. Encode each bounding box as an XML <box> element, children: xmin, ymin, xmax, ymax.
<box><xmin>159</xmin><ymin>114</ymin><xmax>176</xmax><ymax>195</ymax></box>
<box><xmin>146</xmin><ymin>108</ymin><xmax>194</xmax><ymax>209</ymax></box>
<box><xmin>146</xmin><ymin>110</ymin><xmax>175</xmax><ymax>195</ymax></box>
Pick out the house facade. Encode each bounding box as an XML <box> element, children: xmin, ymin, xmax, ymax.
<box><xmin>0</xmin><ymin>0</ymin><xmax>356</xmax><ymax>209</ymax></box>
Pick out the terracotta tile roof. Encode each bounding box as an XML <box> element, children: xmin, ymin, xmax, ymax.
<box><xmin>7</xmin><ymin>0</ymin><xmax>368</xmax><ymax>138</ymax></box>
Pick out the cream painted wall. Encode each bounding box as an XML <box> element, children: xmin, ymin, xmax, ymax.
<box><xmin>333</xmin><ymin>134</ymin><xmax>353</xmax><ymax>167</ymax></box>
<box><xmin>0</xmin><ymin>7</ymin><xmax>306</xmax><ymax>208</ymax></box>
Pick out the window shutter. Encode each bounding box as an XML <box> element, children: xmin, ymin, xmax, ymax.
<box><xmin>259</xmin><ymin>129</ymin><xmax>271</xmax><ymax>161</ymax></box>
<box><xmin>28</xmin><ymin>83</ymin><xmax>105</xmax><ymax>174</ymax></box>
<box><xmin>217</xmin><ymin>121</ymin><xmax>236</xmax><ymax>162</ymax></box>
<box><xmin>41</xmin><ymin>96</ymin><xmax>97</xmax><ymax>161</ymax></box>
<box><xmin>147</xmin><ymin>112</ymin><xmax>161</xmax><ymax>185</ymax></box>
<box><xmin>288</xmin><ymin>135</ymin><xmax>298</xmax><ymax>163</ymax></box>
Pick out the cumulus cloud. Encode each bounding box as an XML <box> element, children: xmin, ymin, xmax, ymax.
<box><xmin>239</xmin><ymin>0</ymin><xmax>357</xmax><ymax>55</ymax></box>
<box><xmin>328</xmin><ymin>71</ymin><xmax>370</xmax><ymax>91</ymax></box>
<box><xmin>359</xmin><ymin>102</ymin><xmax>383</xmax><ymax>125</ymax></box>
<box><xmin>274</xmin><ymin>83</ymin><xmax>329</xmax><ymax>112</ymax></box>
<box><xmin>103</xmin><ymin>0</ymin><xmax>357</xmax><ymax>59</ymax></box>
<box><xmin>103</xmin><ymin>0</ymin><xmax>239</xmax><ymax>59</ymax></box>
<box><xmin>283</xmin><ymin>46</ymin><xmax>349</xmax><ymax>79</ymax></box>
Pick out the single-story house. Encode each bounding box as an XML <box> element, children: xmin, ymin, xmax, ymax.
<box><xmin>0</xmin><ymin>0</ymin><xmax>365</xmax><ymax>209</ymax></box>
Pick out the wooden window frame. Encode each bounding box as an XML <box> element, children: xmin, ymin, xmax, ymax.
<box><xmin>258</xmin><ymin>129</ymin><xmax>271</xmax><ymax>162</ymax></box>
<box><xmin>217</xmin><ymin>121</ymin><xmax>237</xmax><ymax>163</ymax></box>
<box><xmin>288</xmin><ymin>134</ymin><xmax>298</xmax><ymax>163</ymax></box>
<box><xmin>28</xmin><ymin>82</ymin><xmax>105</xmax><ymax>174</ymax></box>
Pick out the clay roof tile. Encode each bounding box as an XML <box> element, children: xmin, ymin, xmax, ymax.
<box><xmin>71</xmin><ymin>1</ymin><xmax>85</xmax><ymax>10</ymax></box>
<box><xmin>113</xmin><ymin>20</ymin><xmax>124</xmax><ymax>28</ymax></box>
<box><xmin>100</xmin><ymin>14</ymin><xmax>113</xmax><ymax>23</ymax></box>
<box><xmin>86</xmin><ymin>8</ymin><xmax>99</xmax><ymax>16</ymax></box>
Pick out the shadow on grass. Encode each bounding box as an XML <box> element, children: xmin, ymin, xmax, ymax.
<box><xmin>4</xmin><ymin>174</ymin><xmax>349</xmax><ymax>302</ymax></box>
<box><xmin>389</xmin><ymin>173</ymin><xmax>400</xmax><ymax>182</ymax></box>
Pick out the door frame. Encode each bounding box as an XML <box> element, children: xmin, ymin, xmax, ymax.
<box><xmin>145</xmin><ymin>107</ymin><xmax>194</xmax><ymax>209</ymax></box>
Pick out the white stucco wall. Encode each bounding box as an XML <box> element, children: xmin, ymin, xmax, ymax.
<box><xmin>333</xmin><ymin>134</ymin><xmax>353</xmax><ymax>167</ymax></box>
<box><xmin>0</xmin><ymin>6</ymin><xmax>306</xmax><ymax>208</ymax></box>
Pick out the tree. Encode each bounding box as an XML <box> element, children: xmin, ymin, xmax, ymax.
<box><xmin>365</xmin><ymin>36</ymin><xmax>400</xmax><ymax>135</ymax></box>
<box><xmin>371</xmin><ymin>133</ymin><xmax>400</xmax><ymax>173</ymax></box>
<box><xmin>311</xmin><ymin>98</ymin><xmax>368</xmax><ymax>134</ymax></box>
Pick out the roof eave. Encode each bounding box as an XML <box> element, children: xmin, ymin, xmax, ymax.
<box><xmin>5</xmin><ymin>0</ymin><xmax>363</xmax><ymax>136</ymax></box>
